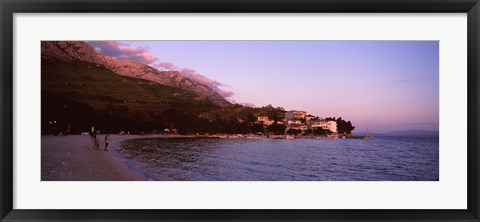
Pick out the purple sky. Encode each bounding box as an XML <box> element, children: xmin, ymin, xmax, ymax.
<box><xmin>87</xmin><ymin>41</ymin><xmax>439</xmax><ymax>133</ymax></box>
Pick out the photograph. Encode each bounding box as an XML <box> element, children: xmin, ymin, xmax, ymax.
<box><xmin>41</xmin><ymin>40</ymin><xmax>439</xmax><ymax>181</ymax></box>
<box><xmin>3</xmin><ymin>0</ymin><xmax>478</xmax><ymax>220</ymax></box>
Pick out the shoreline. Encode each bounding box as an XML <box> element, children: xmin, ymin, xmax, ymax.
<box><xmin>41</xmin><ymin>134</ymin><xmax>189</xmax><ymax>181</ymax></box>
<box><xmin>41</xmin><ymin>134</ymin><xmax>371</xmax><ymax>181</ymax></box>
<box><xmin>109</xmin><ymin>134</ymin><xmax>193</xmax><ymax>181</ymax></box>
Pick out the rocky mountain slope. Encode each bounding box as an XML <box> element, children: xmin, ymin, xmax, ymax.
<box><xmin>41</xmin><ymin>41</ymin><xmax>230</xmax><ymax>107</ymax></box>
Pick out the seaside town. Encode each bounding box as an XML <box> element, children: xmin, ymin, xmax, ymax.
<box><xmin>46</xmin><ymin>108</ymin><xmax>358</xmax><ymax>139</ymax></box>
<box><xmin>57</xmin><ymin>109</ymin><xmax>359</xmax><ymax>140</ymax></box>
<box><xmin>243</xmin><ymin>110</ymin><xmax>341</xmax><ymax>139</ymax></box>
<box><xmin>201</xmin><ymin>109</ymin><xmax>359</xmax><ymax>139</ymax></box>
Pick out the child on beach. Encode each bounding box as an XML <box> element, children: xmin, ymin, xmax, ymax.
<box><xmin>104</xmin><ymin>134</ymin><xmax>109</xmax><ymax>151</ymax></box>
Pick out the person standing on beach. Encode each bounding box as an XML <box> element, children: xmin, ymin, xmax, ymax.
<box><xmin>104</xmin><ymin>134</ymin><xmax>109</xmax><ymax>151</ymax></box>
<box><xmin>90</xmin><ymin>126</ymin><xmax>95</xmax><ymax>138</ymax></box>
<box><xmin>92</xmin><ymin>134</ymin><xmax>97</xmax><ymax>150</ymax></box>
<box><xmin>94</xmin><ymin>136</ymin><xmax>100</xmax><ymax>150</ymax></box>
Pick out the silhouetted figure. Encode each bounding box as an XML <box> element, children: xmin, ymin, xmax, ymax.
<box><xmin>93</xmin><ymin>135</ymin><xmax>100</xmax><ymax>150</ymax></box>
<box><xmin>90</xmin><ymin>126</ymin><xmax>96</xmax><ymax>138</ymax></box>
<box><xmin>91</xmin><ymin>134</ymin><xmax>99</xmax><ymax>150</ymax></box>
<box><xmin>104</xmin><ymin>134</ymin><xmax>109</xmax><ymax>151</ymax></box>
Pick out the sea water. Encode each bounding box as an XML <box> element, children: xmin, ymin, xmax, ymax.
<box><xmin>118</xmin><ymin>137</ymin><xmax>438</xmax><ymax>181</ymax></box>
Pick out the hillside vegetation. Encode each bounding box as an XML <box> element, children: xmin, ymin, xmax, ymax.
<box><xmin>42</xmin><ymin>58</ymin><xmax>219</xmax><ymax>134</ymax></box>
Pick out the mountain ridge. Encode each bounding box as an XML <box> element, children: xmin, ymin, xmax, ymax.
<box><xmin>41</xmin><ymin>41</ymin><xmax>231</xmax><ymax>107</ymax></box>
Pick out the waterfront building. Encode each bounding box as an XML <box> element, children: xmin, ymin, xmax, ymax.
<box><xmin>312</xmin><ymin>120</ymin><xmax>337</xmax><ymax>133</ymax></box>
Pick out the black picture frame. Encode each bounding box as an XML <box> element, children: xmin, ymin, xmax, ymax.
<box><xmin>1</xmin><ymin>0</ymin><xmax>479</xmax><ymax>221</ymax></box>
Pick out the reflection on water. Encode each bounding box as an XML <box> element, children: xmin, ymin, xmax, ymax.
<box><xmin>118</xmin><ymin>137</ymin><xmax>439</xmax><ymax>181</ymax></box>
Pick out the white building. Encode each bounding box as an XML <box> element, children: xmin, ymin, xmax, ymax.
<box><xmin>287</xmin><ymin>119</ymin><xmax>302</xmax><ymax>125</ymax></box>
<box><xmin>257</xmin><ymin>116</ymin><xmax>269</xmax><ymax>122</ymax></box>
<box><xmin>312</xmin><ymin>120</ymin><xmax>337</xmax><ymax>133</ymax></box>
<box><xmin>257</xmin><ymin>116</ymin><xmax>274</xmax><ymax>126</ymax></box>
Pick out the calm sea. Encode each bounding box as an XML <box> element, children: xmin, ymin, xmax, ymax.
<box><xmin>118</xmin><ymin>137</ymin><xmax>439</xmax><ymax>181</ymax></box>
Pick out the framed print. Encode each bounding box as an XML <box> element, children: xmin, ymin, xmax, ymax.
<box><xmin>1</xmin><ymin>0</ymin><xmax>479</xmax><ymax>221</ymax></box>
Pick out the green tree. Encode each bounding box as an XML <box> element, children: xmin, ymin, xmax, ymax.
<box><xmin>286</xmin><ymin>129</ymin><xmax>301</xmax><ymax>135</ymax></box>
<box><xmin>267</xmin><ymin>123</ymin><xmax>286</xmax><ymax>135</ymax></box>
<box><xmin>313</xmin><ymin>128</ymin><xmax>332</xmax><ymax>135</ymax></box>
<box><xmin>336</xmin><ymin>117</ymin><xmax>355</xmax><ymax>135</ymax></box>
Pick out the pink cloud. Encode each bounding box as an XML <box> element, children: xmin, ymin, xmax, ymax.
<box><xmin>240</xmin><ymin>102</ymin><xmax>256</xmax><ymax>107</ymax></box>
<box><xmin>180</xmin><ymin>68</ymin><xmax>221</xmax><ymax>87</ymax></box>
<box><xmin>86</xmin><ymin>41</ymin><xmax>234</xmax><ymax>98</ymax></box>
<box><xmin>216</xmin><ymin>89</ymin><xmax>234</xmax><ymax>97</ymax></box>
<box><xmin>227</xmin><ymin>99</ymin><xmax>254</xmax><ymax>107</ymax></box>
<box><xmin>180</xmin><ymin>68</ymin><xmax>234</xmax><ymax>98</ymax></box>
<box><xmin>125</xmin><ymin>52</ymin><xmax>158</xmax><ymax>64</ymax></box>
<box><xmin>154</xmin><ymin>62</ymin><xmax>177</xmax><ymax>70</ymax></box>
<box><xmin>87</xmin><ymin>41</ymin><xmax>158</xmax><ymax>64</ymax></box>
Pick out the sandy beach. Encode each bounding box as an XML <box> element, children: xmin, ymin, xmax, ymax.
<box><xmin>41</xmin><ymin>134</ymin><xmax>182</xmax><ymax>181</ymax></box>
